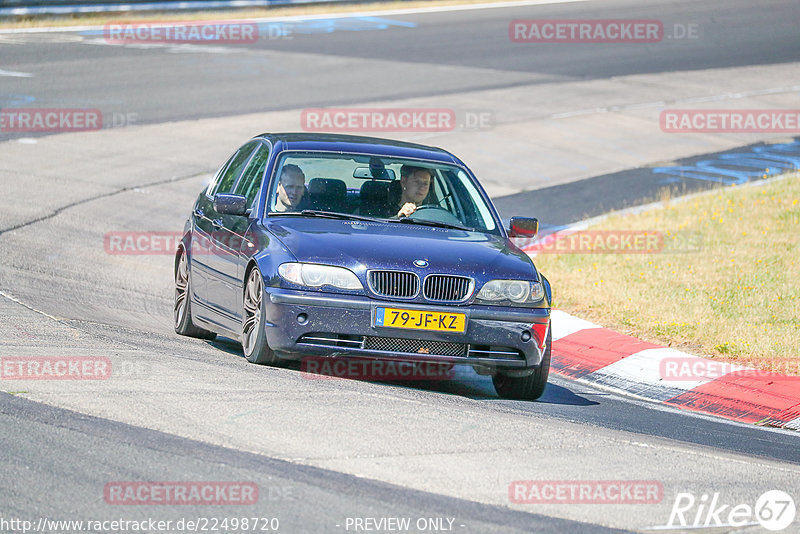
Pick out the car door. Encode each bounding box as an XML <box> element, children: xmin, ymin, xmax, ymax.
<box><xmin>213</xmin><ymin>141</ymin><xmax>271</xmax><ymax>321</ymax></box>
<box><xmin>194</xmin><ymin>140</ymin><xmax>259</xmax><ymax>326</ymax></box>
<box><xmin>189</xmin><ymin>151</ymin><xmax>237</xmax><ymax>307</ymax></box>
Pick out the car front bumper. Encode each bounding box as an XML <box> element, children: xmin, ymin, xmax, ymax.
<box><xmin>263</xmin><ymin>288</ymin><xmax>550</xmax><ymax>374</ymax></box>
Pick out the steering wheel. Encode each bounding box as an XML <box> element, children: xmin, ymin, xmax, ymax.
<box><xmin>408</xmin><ymin>204</ymin><xmax>463</xmax><ymax>225</ymax></box>
<box><xmin>409</xmin><ymin>204</ymin><xmax>446</xmax><ymax>213</ymax></box>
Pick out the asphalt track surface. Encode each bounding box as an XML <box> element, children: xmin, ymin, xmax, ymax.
<box><xmin>1</xmin><ymin>0</ymin><xmax>800</xmax><ymax>532</ymax></box>
<box><xmin>1</xmin><ymin>393</ymin><xmax>617</xmax><ymax>534</ymax></box>
<box><xmin>3</xmin><ymin>0</ymin><xmax>800</xmax><ymax>127</ymax></box>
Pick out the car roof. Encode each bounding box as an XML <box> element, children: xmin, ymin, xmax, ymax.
<box><xmin>254</xmin><ymin>133</ymin><xmax>462</xmax><ymax>165</ymax></box>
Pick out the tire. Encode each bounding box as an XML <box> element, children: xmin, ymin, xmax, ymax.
<box><xmin>174</xmin><ymin>249</ymin><xmax>217</xmax><ymax>340</ymax></box>
<box><xmin>242</xmin><ymin>267</ymin><xmax>286</xmax><ymax>366</ymax></box>
<box><xmin>492</xmin><ymin>325</ymin><xmax>551</xmax><ymax>400</ymax></box>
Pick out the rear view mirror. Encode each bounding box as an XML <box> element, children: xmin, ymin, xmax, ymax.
<box><xmin>214</xmin><ymin>193</ymin><xmax>248</xmax><ymax>216</ymax></box>
<box><xmin>353</xmin><ymin>167</ymin><xmax>395</xmax><ymax>180</ymax></box>
<box><xmin>508</xmin><ymin>217</ymin><xmax>538</xmax><ymax>238</ymax></box>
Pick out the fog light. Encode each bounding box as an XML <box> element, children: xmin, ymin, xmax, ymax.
<box><xmin>521</xmin><ymin>331</ymin><xmax>531</xmax><ymax>342</ymax></box>
<box><xmin>297</xmin><ymin>313</ymin><xmax>308</xmax><ymax>324</ymax></box>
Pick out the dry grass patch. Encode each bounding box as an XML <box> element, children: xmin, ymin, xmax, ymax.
<box><xmin>535</xmin><ymin>172</ymin><xmax>800</xmax><ymax>375</ymax></box>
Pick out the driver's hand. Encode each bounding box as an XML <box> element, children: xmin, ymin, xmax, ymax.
<box><xmin>397</xmin><ymin>202</ymin><xmax>417</xmax><ymax>218</ymax></box>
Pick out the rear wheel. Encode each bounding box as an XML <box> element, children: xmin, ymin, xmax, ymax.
<box><xmin>492</xmin><ymin>326</ymin><xmax>551</xmax><ymax>400</ymax></box>
<box><xmin>174</xmin><ymin>249</ymin><xmax>216</xmax><ymax>340</ymax></box>
<box><xmin>242</xmin><ymin>267</ymin><xmax>286</xmax><ymax>366</ymax></box>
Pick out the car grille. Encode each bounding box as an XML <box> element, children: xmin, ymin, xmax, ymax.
<box><xmin>368</xmin><ymin>270</ymin><xmax>419</xmax><ymax>298</ymax></box>
<box><xmin>423</xmin><ymin>274</ymin><xmax>473</xmax><ymax>302</ymax></box>
<box><xmin>363</xmin><ymin>336</ymin><xmax>467</xmax><ymax>357</ymax></box>
<box><xmin>297</xmin><ymin>334</ymin><xmax>523</xmax><ymax>361</ymax></box>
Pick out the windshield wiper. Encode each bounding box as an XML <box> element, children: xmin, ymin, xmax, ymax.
<box><xmin>300</xmin><ymin>210</ymin><xmax>383</xmax><ymax>223</ymax></box>
<box><xmin>393</xmin><ymin>217</ymin><xmax>473</xmax><ymax>232</ymax></box>
<box><xmin>281</xmin><ymin>210</ymin><xmax>385</xmax><ymax>223</ymax></box>
<box><xmin>274</xmin><ymin>210</ymin><xmax>472</xmax><ymax>231</ymax></box>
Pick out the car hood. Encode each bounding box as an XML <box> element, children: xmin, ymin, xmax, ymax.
<box><xmin>266</xmin><ymin>217</ymin><xmax>537</xmax><ymax>280</ymax></box>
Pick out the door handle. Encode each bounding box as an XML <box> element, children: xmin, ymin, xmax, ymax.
<box><xmin>193</xmin><ymin>208</ymin><xmax>204</xmax><ymax>218</ymax></box>
<box><xmin>212</xmin><ymin>218</ymin><xmax>224</xmax><ymax>229</ymax></box>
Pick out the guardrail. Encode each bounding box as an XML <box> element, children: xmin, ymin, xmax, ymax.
<box><xmin>0</xmin><ymin>0</ymin><xmax>360</xmax><ymax>16</ymax></box>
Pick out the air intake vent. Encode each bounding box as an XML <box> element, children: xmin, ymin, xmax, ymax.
<box><xmin>423</xmin><ymin>275</ymin><xmax>473</xmax><ymax>302</ymax></box>
<box><xmin>368</xmin><ymin>270</ymin><xmax>419</xmax><ymax>299</ymax></box>
<box><xmin>298</xmin><ymin>333</ymin><xmax>364</xmax><ymax>349</ymax></box>
<box><xmin>364</xmin><ymin>336</ymin><xmax>467</xmax><ymax>357</ymax></box>
<box><xmin>467</xmin><ymin>345</ymin><xmax>525</xmax><ymax>360</ymax></box>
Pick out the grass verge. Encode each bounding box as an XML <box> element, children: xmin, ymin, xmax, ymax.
<box><xmin>534</xmin><ymin>172</ymin><xmax>800</xmax><ymax>375</ymax></box>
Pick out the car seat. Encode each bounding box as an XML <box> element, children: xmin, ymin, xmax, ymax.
<box><xmin>358</xmin><ymin>181</ymin><xmax>391</xmax><ymax>217</ymax></box>
<box><xmin>308</xmin><ymin>178</ymin><xmax>347</xmax><ymax>212</ymax></box>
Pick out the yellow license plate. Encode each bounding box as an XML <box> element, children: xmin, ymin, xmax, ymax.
<box><xmin>374</xmin><ymin>307</ymin><xmax>466</xmax><ymax>333</ymax></box>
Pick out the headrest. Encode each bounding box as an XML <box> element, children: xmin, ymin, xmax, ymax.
<box><xmin>308</xmin><ymin>178</ymin><xmax>346</xmax><ymax>198</ymax></box>
<box><xmin>360</xmin><ymin>180</ymin><xmax>389</xmax><ymax>201</ymax></box>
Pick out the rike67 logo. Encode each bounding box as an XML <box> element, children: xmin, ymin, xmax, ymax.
<box><xmin>666</xmin><ymin>490</ymin><xmax>796</xmax><ymax>531</ymax></box>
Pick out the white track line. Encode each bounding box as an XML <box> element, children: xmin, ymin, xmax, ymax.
<box><xmin>0</xmin><ymin>68</ymin><xmax>33</xmax><ymax>77</ymax></box>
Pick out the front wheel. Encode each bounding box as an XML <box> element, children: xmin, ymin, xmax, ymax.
<box><xmin>174</xmin><ymin>249</ymin><xmax>216</xmax><ymax>340</ymax></box>
<box><xmin>242</xmin><ymin>267</ymin><xmax>286</xmax><ymax>366</ymax></box>
<box><xmin>492</xmin><ymin>326</ymin><xmax>551</xmax><ymax>400</ymax></box>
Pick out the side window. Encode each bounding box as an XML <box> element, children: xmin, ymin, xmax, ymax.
<box><xmin>233</xmin><ymin>143</ymin><xmax>270</xmax><ymax>208</ymax></box>
<box><xmin>209</xmin><ymin>141</ymin><xmax>259</xmax><ymax>197</ymax></box>
<box><xmin>206</xmin><ymin>152</ymin><xmax>237</xmax><ymax>197</ymax></box>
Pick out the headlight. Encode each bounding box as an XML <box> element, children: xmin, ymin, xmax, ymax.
<box><xmin>278</xmin><ymin>263</ymin><xmax>362</xmax><ymax>290</ymax></box>
<box><xmin>476</xmin><ymin>279</ymin><xmax>544</xmax><ymax>305</ymax></box>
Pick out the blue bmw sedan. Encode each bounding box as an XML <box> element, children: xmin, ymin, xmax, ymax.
<box><xmin>174</xmin><ymin>133</ymin><xmax>552</xmax><ymax>400</ymax></box>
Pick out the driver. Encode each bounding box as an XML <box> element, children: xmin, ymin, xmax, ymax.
<box><xmin>274</xmin><ymin>164</ymin><xmax>306</xmax><ymax>212</ymax></box>
<box><xmin>395</xmin><ymin>165</ymin><xmax>432</xmax><ymax>217</ymax></box>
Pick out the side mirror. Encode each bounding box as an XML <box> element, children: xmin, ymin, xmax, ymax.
<box><xmin>508</xmin><ymin>216</ymin><xmax>538</xmax><ymax>238</ymax></box>
<box><xmin>214</xmin><ymin>193</ymin><xmax>248</xmax><ymax>216</ymax></box>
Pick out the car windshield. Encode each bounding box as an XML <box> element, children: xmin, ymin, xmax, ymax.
<box><xmin>267</xmin><ymin>151</ymin><xmax>499</xmax><ymax>234</ymax></box>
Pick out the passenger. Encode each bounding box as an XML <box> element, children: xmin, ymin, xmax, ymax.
<box><xmin>395</xmin><ymin>165</ymin><xmax>432</xmax><ymax>217</ymax></box>
<box><xmin>274</xmin><ymin>164</ymin><xmax>306</xmax><ymax>212</ymax></box>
